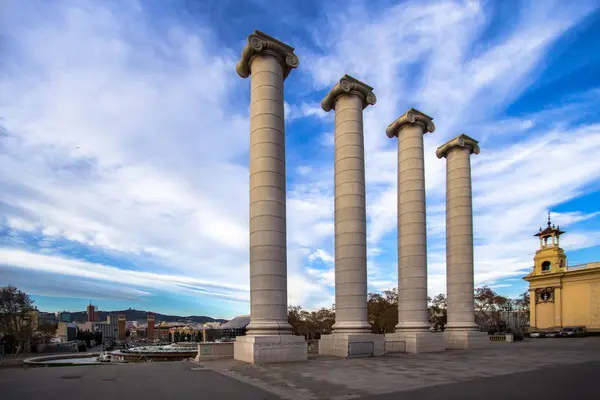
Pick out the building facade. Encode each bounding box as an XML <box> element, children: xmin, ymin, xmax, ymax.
<box><xmin>523</xmin><ymin>215</ymin><xmax>600</xmax><ymax>332</ymax></box>
<box><xmin>28</xmin><ymin>310</ymin><xmax>57</xmax><ymax>331</ymax></box>
<box><xmin>77</xmin><ymin>321</ymin><xmax>118</xmax><ymax>340</ymax></box>
<box><xmin>147</xmin><ymin>314</ymin><xmax>155</xmax><ymax>341</ymax></box>
<box><xmin>117</xmin><ymin>315</ymin><xmax>126</xmax><ymax>341</ymax></box>
<box><xmin>86</xmin><ymin>303</ymin><xmax>97</xmax><ymax>322</ymax></box>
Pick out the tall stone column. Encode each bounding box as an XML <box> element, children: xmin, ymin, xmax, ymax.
<box><xmin>385</xmin><ymin>108</ymin><xmax>445</xmax><ymax>353</ymax></box>
<box><xmin>318</xmin><ymin>75</ymin><xmax>384</xmax><ymax>358</ymax></box>
<box><xmin>234</xmin><ymin>30</ymin><xmax>307</xmax><ymax>364</ymax></box>
<box><xmin>437</xmin><ymin>133</ymin><xmax>488</xmax><ymax>349</ymax></box>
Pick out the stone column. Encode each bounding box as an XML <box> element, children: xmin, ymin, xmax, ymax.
<box><xmin>385</xmin><ymin>108</ymin><xmax>445</xmax><ymax>353</ymax></box>
<box><xmin>318</xmin><ymin>75</ymin><xmax>384</xmax><ymax>358</ymax></box>
<box><xmin>436</xmin><ymin>133</ymin><xmax>488</xmax><ymax>349</ymax></box>
<box><xmin>233</xmin><ymin>30</ymin><xmax>306</xmax><ymax>364</ymax></box>
<box><xmin>325</xmin><ymin>75</ymin><xmax>374</xmax><ymax>334</ymax></box>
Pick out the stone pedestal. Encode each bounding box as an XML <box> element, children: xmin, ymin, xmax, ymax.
<box><xmin>319</xmin><ymin>333</ymin><xmax>385</xmax><ymax>358</ymax></box>
<box><xmin>444</xmin><ymin>330</ymin><xmax>489</xmax><ymax>349</ymax></box>
<box><xmin>436</xmin><ymin>134</ymin><xmax>482</xmax><ymax>346</ymax></box>
<box><xmin>235</xmin><ymin>30</ymin><xmax>306</xmax><ymax>364</ymax></box>
<box><xmin>386</xmin><ymin>332</ymin><xmax>446</xmax><ymax>354</ymax></box>
<box><xmin>234</xmin><ymin>335</ymin><xmax>307</xmax><ymax>364</ymax></box>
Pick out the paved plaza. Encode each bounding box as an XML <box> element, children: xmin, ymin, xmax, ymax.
<box><xmin>2</xmin><ymin>338</ymin><xmax>599</xmax><ymax>399</ymax></box>
<box><xmin>198</xmin><ymin>337</ymin><xmax>600</xmax><ymax>399</ymax></box>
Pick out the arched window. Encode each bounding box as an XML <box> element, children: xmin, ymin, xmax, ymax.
<box><xmin>541</xmin><ymin>261</ymin><xmax>551</xmax><ymax>272</ymax></box>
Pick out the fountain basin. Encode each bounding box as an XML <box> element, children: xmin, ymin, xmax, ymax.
<box><xmin>24</xmin><ymin>353</ymin><xmax>103</xmax><ymax>366</ymax></box>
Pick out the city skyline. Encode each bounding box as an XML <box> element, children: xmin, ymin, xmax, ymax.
<box><xmin>1</xmin><ymin>0</ymin><xmax>600</xmax><ymax>320</ymax></box>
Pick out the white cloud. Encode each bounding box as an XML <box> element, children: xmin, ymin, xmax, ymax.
<box><xmin>0</xmin><ymin>249</ymin><xmax>249</xmax><ymax>302</ymax></box>
<box><xmin>308</xmin><ymin>249</ymin><xmax>334</xmax><ymax>264</ymax></box>
<box><xmin>298</xmin><ymin>0</ymin><xmax>600</xmax><ymax>297</ymax></box>
<box><xmin>1</xmin><ymin>0</ymin><xmax>599</xmax><ymax>316</ymax></box>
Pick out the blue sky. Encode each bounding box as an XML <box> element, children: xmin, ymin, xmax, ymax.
<box><xmin>1</xmin><ymin>0</ymin><xmax>599</xmax><ymax>319</ymax></box>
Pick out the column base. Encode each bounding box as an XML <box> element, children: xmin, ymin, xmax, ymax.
<box><xmin>385</xmin><ymin>331</ymin><xmax>446</xmax><ymax>354</ymax></box>
<box><xmin>444</xmin><ymin>330</ymin><xmax>490</xmax><ymax>349</ymax></box>
<box><xmin>233</xmin><ymin>335</ymin><xmax>307</xmax><ymax>364</ymax></box>
<box><xmin>319</xmin><ymin>333</ymin><xmax>385</xmax><ymax>358</ymax></box>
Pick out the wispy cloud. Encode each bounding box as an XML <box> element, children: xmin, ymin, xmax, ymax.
<box><xmin>0</xmin><ymin>0</ymin><xmax>599</xmax><ymax>315</ymax></box>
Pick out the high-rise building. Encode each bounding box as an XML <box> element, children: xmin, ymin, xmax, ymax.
<box><xmin>147</xmin><ymin>314</ymin><xmax>155</xmax><ymax>341</ymax></box>
<box><xmin>118</xmin><ymin>315</ymin><xmax>126</xmax><ymax>341</ymax></box>
<box><xmin>87</xmin><ymin>303</ymin><xmax>97</xmax><ymax>322</ymax></box>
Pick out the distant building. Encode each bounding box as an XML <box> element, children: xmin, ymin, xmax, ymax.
<box><xmin>87</xmin><ymin>303</ymin><xmax>97</xmax><ymax>322</ymax></box>
<box><xmin>77</xmin><ymin>320</ymin><xmax>118</xmax><ymax>340</ymax></box>
<box><xmin>523</xmin><ymin>216</ymin><xmax>600</xmax><ymax>332</ymax></box>
<box><xmin>57</xmin><ymin>311</ymin><xmax>71</xmax><ymax>323</ymax></box>
<box><xmin>28</xmin><ymin>310</ymin><xmax>57</xmax><ymax>331</ymax></box>
<box><xmin>147</xmin><ymin>314</ymin><xmax>155</xmax><ymax>341</ymax></box>
<box><xmin>219</xmin><ymin>315</ymin><xmax>249</xmax><ymax>330</ymax></box>
<box><xmin>118</xmin><ymin>315</ymin><xmax>126</xmax><ymax>341</ymax></box>
<box><xmin>57</xmin><ymin>322</ymin><xmax>77</xmax><ymax>342</ymax></box>
<box><xmin>202</xmin><ymin>321</ymin><xmax>222</xmax><ymax>329</ymax></box>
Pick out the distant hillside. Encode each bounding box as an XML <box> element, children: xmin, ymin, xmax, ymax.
<box><xmin>68</xmin><ymin>308</ymin><xmax>228</xmax><ymax>324</ymax></box>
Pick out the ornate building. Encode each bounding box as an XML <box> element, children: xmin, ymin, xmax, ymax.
<box><xmin>523</xmin><ymin>214</ymin><xmax>600</xmax><ymax>332</ymax></box>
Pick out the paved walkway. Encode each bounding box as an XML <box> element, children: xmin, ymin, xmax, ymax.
<box><xmin>0</xmin><ymin>361</ymin><xmax>278</xmax><ymax>400</ymax></box>
<box><xmin>363</xmin><ymin>359</ymin><xmax>600</xmax><ymax>400</ymax></box>
<box><xmin>196</xmin><ymin>338</ymin><xmax>600</xmax><ymax>399</ymax></box>
<box><xmin>2</xmin><ymin>338</ymin><xmax>599</xmax><ymax>399</ymax></box>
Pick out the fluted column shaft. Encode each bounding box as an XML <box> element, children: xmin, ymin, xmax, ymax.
<box><xmin>322</xmin><ymin>75</ymin><xmax>376</xmax><ymax>334</ymax></box>
<box><xmin>247</xmin><ymin>54</ymin><xmax>291</xmax><ymax>336</ymax></box>
<box><xmin>437</xmin><ymin>134</ymin><xmax>480</xmax><ymax>331</ymax></box>
<box><xmin>386</xmin><ymin>109</ymin><xmax>436</xmax><ymax>333</ymax></box>
<box><xmin>332</xmin><ymin>95</ymin><xmax>371</xmax><ymax>333</ymax></box>
<box><xmin>396</xmin><ymin>125</ymin><xmax>430</xmax><ymax>331</ymax></box>
<box><xmin>445</xmin><ymin>147</ymin><xmax>476</xmax><ymax>329</ymax></box>
<box><xmin>237</xmin><ymin>31</ymin><xmax>299</xmax><ymax>336</ymax></box>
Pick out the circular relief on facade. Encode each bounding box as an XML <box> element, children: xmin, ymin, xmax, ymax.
<box><xmin>540</xmin><ymin>292</ymin><xmax>551</xmax><ymax>301</ymax></box>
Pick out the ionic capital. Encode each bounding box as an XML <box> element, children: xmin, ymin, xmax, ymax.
<box><xmin>386</xmin><ymin>108</ymin><xmax>435</xmax><ymax>138</ymax></box>
<box><xmin>321</xmin><ymin>74</ymin><xmax>377</xmax><ymax>112</ymax></box>
<box><xmin>436</xmin><ymin>133</ymin><xmax>480</xmax><ymax>159</ymax></box>
<box><xmin>236</xmin><ymin>30</ymin><xmax>299</xmax><ymax>80</ymax></box>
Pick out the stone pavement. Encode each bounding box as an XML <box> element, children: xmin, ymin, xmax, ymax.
<box><xmin>0</xmin><ymin>360</ymin><xmax>279</xmax><ymax>400</ymax></box>
<box><xmin>363</xmin><ymin>359</ymin><xmax>600</xmax><ymax>400</ymax></box>
<box><xmin>2</xmin><ymin>338</ymin><xmax>599</xmax><ymax>399</ymax></box>
<box><xmin>195</xmin><ymin>338</ymin><xmax>600</xmax><ymax>399</ymax></box>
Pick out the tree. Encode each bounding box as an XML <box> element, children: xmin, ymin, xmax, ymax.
<box><xmin>288</xmin><ymin>306</ymin><xmax>307</xmax><ymax>336</ymax></box>
<box><xmin>428</xmin><ymin>293</ymin><xmax>447</xmax><ymax>332</ymax></box>
<box><xmin>36</xmin><ymin>323</ymin><xmax>57</xmax><ymax>344</ymax></box>
<box><xmin>174</xmin><ymin>331</ymin><xmax>180</xmax><ymax>342</ymax></box>
<box><xmin>0</xmin><ymin>285</ymin><xmax>35</xmax><ymax>354</ymax></box>
<box><xmin>94</xmin><ymin>331</ymin><xmax>103</xmax><ymax>345</ymax></box>
<box><xmin>287</xmin><ymin>305</ymin><xmax>335</xmax><ymax>340</ymax></box>
<box><xmin>511</xmin><ymin>291</ymin><xmax>530</xmax><ymax>332</ymax></box>
<box><xmin>367</xmin><ymin>292</ymin><xmax>397</xmax><ymax>334</ymax></box>
<box><xmin>474</xmin><ymin>286</ymin><xmax>509</xmax><ymax>333</ymax></box>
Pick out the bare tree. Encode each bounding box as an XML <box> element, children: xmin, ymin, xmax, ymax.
<box><xmin>474</xmin><ymin>286</ymin><xmax>509</xmax><ymax>333</ymax></box>
<box><xmin>0</xmin><ymin>285</ymin><xmax>35</xmax><ymax>354</ymax></box>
